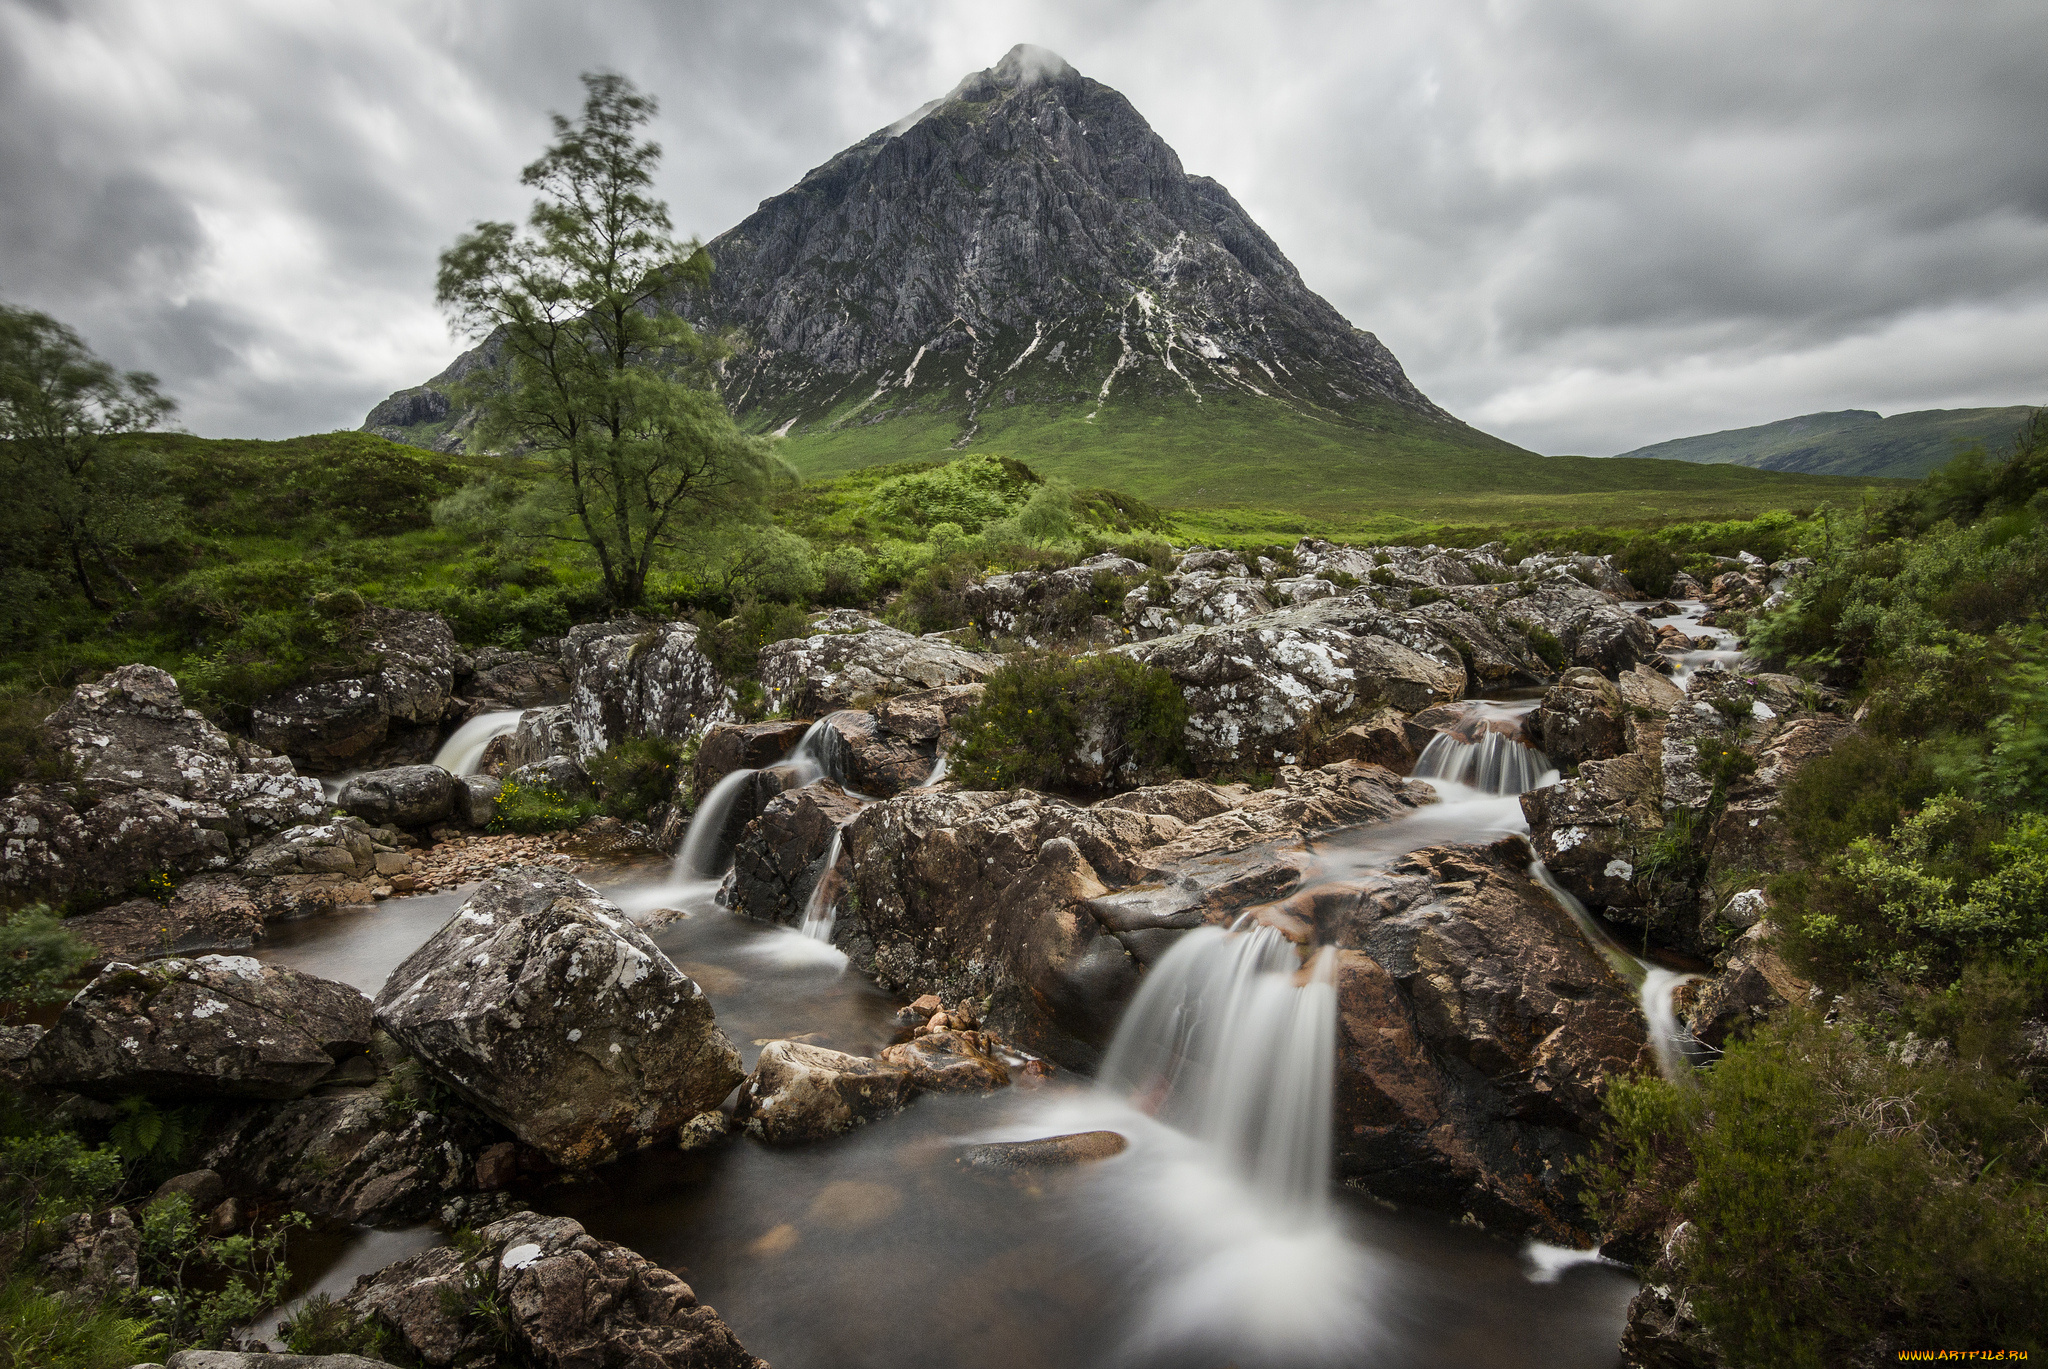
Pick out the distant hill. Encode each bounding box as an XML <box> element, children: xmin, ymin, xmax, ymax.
<box><xmin>1612</xmin><ymin>406</ymin><xmax>2042</xmax><ymax>478</ymax></box>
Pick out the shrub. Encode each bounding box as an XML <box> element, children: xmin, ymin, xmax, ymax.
<box><xmin>585</xmin><ymin>736</ymin><xmax>683</xmax><ymax>820</ymax></box>
<box><xmin>1407</xmin><ymin>586</ymin><xmax>1442</xmax><ymax>607</ymax></box>
<box><xmin>0</xmin><ymin>689</ymin><xmax>69</xmax><ymax>794</ymax></box>
<box><xmin>1619</xmin><ymin>536</ymin><xmax>1682</xmax><ymax>598</ymax></box>
<box><xmin>1518</xmin><ymin>621</ymin><xmax>1566</xmax><ymax>671</ymax></box>
<box><xmin>888</xmin><ymin>557</ymin><xmax>979</xmax><ymax>635</ymax></box>
<box><xmin>0</xmin><ymin>905</ymin><xmax>93</xmax><ymax>1020</ymax></box>
<box><xmin>0</xmin><ymin>1276</ymin><xmax>164</xmax><ymax>1369</ymax></box>
<box><xmin>1587</xmin><ymin>1012</ymin><xmax>2048</xmax><ymax>1365</ymax></box>
<box><xmin>279</xmin><ymin>1292</ymin><xmax>394</xmax><ymax>1360</ymax></box>
<box><xmin>948</xmin><ymin>653</ymin><xmax>1189</xmax><ymax>795</ymax></box>
<box><xmin>691</xmin><ymin>601</ymin><xmax>811</xmax><ymax>682</ymax></box>
<box><xmin>487</xmin><ymin>778</ymin><xmax>596</xmax><ymax>834</ymax></box>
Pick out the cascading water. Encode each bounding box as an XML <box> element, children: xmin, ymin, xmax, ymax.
<box><xmin>431</xmin><ymin>710</ymin><xmax>525</xmax><ymax>777</ymax></box>
<box><xmin>797</xmin><ymin>829</ymin><xmax>843</xmax><ymax>944</ymax></box>
<box><xmin>1413</xmin><ymin>729</ymin><xmax>1553</xmax><ymax>796</ymax></box>
<box><xmin>669</xmin><ymin>719</ymin><xmax>840</xmax><ymax>883</ymax></box>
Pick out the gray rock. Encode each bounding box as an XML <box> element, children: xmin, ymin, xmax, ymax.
<box><xmin>498</xmin><ymin>704</ymin><xmax>580</xmax><ymax>772</ymax></box>
<box><xmin>737</xmin><ymin>1040</ymin><xmax>917</xmax><ymax>1144</ymax></box>
<box><xmin>31</xmin><ymin>956</ymin><xmax>372</xmax><ymax>1101</ymax></box>
<box><xmin>759</xmin><ymin>621</ymin><xmax>993</xmax><ymax>717</ymax></box>
<box><xmin>690</xmin><ymin>719</ymin><xmax>811</xmax><ymax>797</ymax></box>
<box><xmin>251</xmin><ymin>609</ymin><xmax>462</xmax><ymax>771</ymax></box>
<box><xmin>341</xmin><ymin>1209</ymin><xmax>764</xmax><ymax>1369</ymax></box>
<box><xmin>337</xmin><ymin>766</ymin><xmax>457</xmax><ymax>827</ymax></box>
<box><xmin>455</xmin><ymin>774</ymin><xmax>501</xmax><ymax>828</ymax></box>
<box><xmin>152</xmin><ymin>1168</ymin><xmax>226</xmax><ymax>1212</ymax></box>
<box><xmin>562</xmin><ymin>619</ymin><xmax>730</xmax><ymax>759</ymax></box>
<box><xmin>37</xmin><ymin>1208</ymin><xmax>139</xmax><ymax>1295</ymax></box>
<box><xmin>729</xmin><ymin>781</ymin><xmax>864</xmax><ymax>926</ymax></box>
<box><xmin>59</xmin><ymin>875</ymin><xmax>266</xmax><ymax>965</ymax></box>
<box><xmin>503</xmin><ymin>756</ymin><xmax>594</xmax><ymax>803</ymax></box>
<box><xmin>166</xmin><ymin>1350</ymin><xmax>418</xmax><ymax>1368</ymax></box>
<box><xmin>374</xmin><ymin>867</ymin><xmax>743</xmax><ymax>1167</ymax></box>
<box><xmin>810</xmin><ymin>708</ymin><xmax>934</xmax><ymax>796</ymax></box>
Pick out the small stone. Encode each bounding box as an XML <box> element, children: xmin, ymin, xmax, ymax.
<box><xmin>909</xmin><ymin>993</ymin><xmax>943</xmax><ymax>1015</ymax></box>
<box><xmin>475</xmin><ymin>1141</ymin><xmax>518</xmax><ymax>1190</ymax></box>
<box><xmin>204</xmin><ymin>1196</ymin><xmax>245</xmax><ymax>1237</ymax></box>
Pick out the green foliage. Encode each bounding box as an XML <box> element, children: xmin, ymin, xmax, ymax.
<box><xmin>0</xmin><ymin>1276</ymin><xmax>164</xmax><ymax>1369</ymax></box>
<box><xmin>1587</xmin><ymin>1012</ymin><xmax>2048</xmax><ymax>1364</ymax></box>
<box><xmin>585</xmin><ymin>736</ymin><xmax>683</xmax><ymax>820</ymax></box>
<box><xmin>139</xmin><ymin>1192</ymin><xmax>307</xmax><ymax>1349</ymax></box>
<box><xmin>866</xmin><ymin>454</ymin><xmax>1039</xmax><ymax>532</ymax></box>
<box><xmin>691</xmin><ymin>600</ymin><xmax>811</xmax><ymax>681</ymax></box>
<box><xmin>0</xmin><ymin>905</ymin><xmax>92</xmax><ymax>1019</ymax></box>
<box><xmin>487</xmin><ymin>777</ymin><xmax>596</xmax><ymax>834</ymax></box>
<box><xmin>435</xmin><ymin>72</ymin><xmax>775</xmax><ymax>608</ymax></box>
<box><xmin>949</xmin><ymin>654</ymin><xmax>1189</xmax><ymax>795</ymax></box>
<box><xmin>0</xmin><ymin>688</ymin><xmax>71</xmax><ymax>794</ymax></box>
<box><xmin>1516</xmin><ymin>621</ymin><xmax>1566</xmax><ymax>671</ymax></box>
<box><xmin>278</xmin><ymin>1291</ymin><xmax>393</xmax><ymax>1359</ymax></box>
<box><xmin>0</xmin><ymin>1130</ymin><xmax>123</xmax><ymax>1253</ymax></box>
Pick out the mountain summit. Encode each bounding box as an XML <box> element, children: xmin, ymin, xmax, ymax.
<box><xmin>368</xmin><ymin>45</ymin><xmax>1520</xmax><ymax>493</ymax></box>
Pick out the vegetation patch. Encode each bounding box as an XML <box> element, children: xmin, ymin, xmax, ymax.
<box><xmin>948</xmin><ymin>653</ymin><xmax>1189</xmax><ymax>795</ymax></box>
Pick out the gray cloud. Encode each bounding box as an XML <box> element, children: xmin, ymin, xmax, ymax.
<box><xmin>0</xmin><ymin>0</ymin><xmax>2042</xmax><ymax>454</ymax></box>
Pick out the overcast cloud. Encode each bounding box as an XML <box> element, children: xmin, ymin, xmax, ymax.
<box><xmin>2</xmin><ymin>0</ymin><xmax>2043</xmax><ymax>454</ymax></box>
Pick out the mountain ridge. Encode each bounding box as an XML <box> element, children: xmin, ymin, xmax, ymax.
<box><xmin>1611</xmin><ymin>405</ymin><xmax>2042</xmax><ymax>478</ymax></box>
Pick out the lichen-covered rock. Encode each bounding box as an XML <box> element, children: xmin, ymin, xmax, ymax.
<box><xmin>374</xmin><ymin>867</ymin><xmax>743</xmax><ymax>1167</ymax></box>
<box><xmin>964</xmin><ymin>555</ymin><xmax>1149</xmax><ymax>639</ymax></box>
<box><xmin>338</xmin><ymin>765</ymin><xmax>458</xmax><ymax>827</ymax></box>
<box><xmin>758</xmin><ymin>620</ymin><xmax>993</xmax><ymax>716</ymax></box>
<box><xmin>59</xmin><ymin>874</ymin><xmax>265</xmax><ymax>965</ymax></box>
<box><xmin>31</xmin><ymin>955</ymin><xmax>373</xmax><ymax>1101</ymax></box>
<box><xmin>498</xmin><ymin>704</ymin><xmax>580</xmax><ymax>772</ymax></box>
<box><xmin>462</xmin><ymin>647</ymin><xmax>571</xmax><ymax>713</ymax></box>
<box><xmin>250</xmin><ymin>609</ymin><xmax>463</xmax><ymax>770</ymax></box>
<box><xmin>341</xmin><ymin>1209</ymin><xmax>765</xmax><ymax>1369</ymax></box>
<box><xmin>562</xmin><ymin>619</ymin><xmax>731</xmax><ymax>759</ymax></box>
<box><xmin>810</xmin><ymin>708</ymin><xmax>934</xmax><ymax>796</ymax></box>
<box><xmin>1116</xmin><ymin>596</ymin><xmax>1466</xmax><ymax>767</ymax></box>
<box><xmin>456</xmin><ymin>774</ymin><xmax>501</xmax><ymax>828</ymax></box>
<box><xmin>1</xmin><ymin>667</ymin><xmax>326</xmax><ymax>907</ymax></box>
<box><xmin>235</xmin><ymin>819</ymin><xmax>382</xmax><ymax>918</ymax></box>
<box><xmin>737</xmin><ymin>1040</ymin><xmax>916</xmax><ymax>1144</ymax></box>
<box><xmin>37</xmin><ymin>1209</ymin><xmax>140</xmax><ymax>1296</ymax></box>
<box><xmin>1305</xmin><ymin>708</ymin><xmax>1419</xmax><ymax>772</ymax></box>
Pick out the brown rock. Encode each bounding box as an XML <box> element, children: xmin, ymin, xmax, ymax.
<box><xmin>476</xmin><ymin>1140</ymin><xmax>518</xmax><ymax>1191</ymax></box>
<box><xmin>1306</xmin><ymin>709</ymin><xmax>1420</xmax><ymax>772</ymax></box>
<box><xmin>691</xmin><ymin>719</ymin><xmax>812</xmax><ymax>798</ymax></box>
<box><xmin>961</xmin><ymin>1130</ymin><xmax>1128</xmax><ymax>1169</ymax></box>
<box><xmin>737</xmin><ymin>1040</ymin><xmax>916</xmax><ymax>1144</ymax></box>
<box><xmin>881</xmin><ymin>1029</ymin><xmax>1011</xmax><ymax>1092</ymax></box>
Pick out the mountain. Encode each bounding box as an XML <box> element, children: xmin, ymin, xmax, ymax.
<box><xmin>1612</xmin><ymin>406</ymin><xmax>2042</xmax><ymax>478</ymax></box>
<box><xmin>366</xmin><ymin>45</ymin><xmax>1899</xmax><ymax>518</ymax></box>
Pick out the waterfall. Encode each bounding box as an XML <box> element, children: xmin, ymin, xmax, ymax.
<box><xmin>431</xmin><ymin>710</ymin><xmax>526</xmax><ymax>777</ymax></box>
<box><xmin>1097</xmin><ymin>923</ymin><xmax>1339</xmax><ymax>1218</ymax></box>
<box><xmin>797</xmin><ymin>829</ymin><xmax>843</xmax><ymax>943</ymax></box>
<box><xmin>671</xmin><ymin>767</ymin><xmax>757</xmax><ymax>881</ymax></box>
<box><xmin>1412</xmin><ymin>730</ymin><xmax>1553</xmax><ymax>796</ymax></box>
<box><xmin>922</xmin><ymin>752</ymin><xmax>948</xmax><ymax>787</ymax></box>
<box><xmin>1528</xmin><ymin>861</ymin><xmax>1704</xmax><ymax>1081</ymax></box>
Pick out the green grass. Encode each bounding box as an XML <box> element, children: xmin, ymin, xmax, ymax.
<box><xmin>1614</xmin><ymin>405</ymin><xmax>2042</xmax><ymax>479</ymax></box>
<box><xmin>773</xmin><ymin>389</ymin><xmax>1908</xmax><ymax>530</ymax></box>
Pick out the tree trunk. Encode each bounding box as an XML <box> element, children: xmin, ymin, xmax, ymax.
<box><xmin>67</xmin><ymin>540</ymin><xmax>108</xmax><ymax>610</ymax></box>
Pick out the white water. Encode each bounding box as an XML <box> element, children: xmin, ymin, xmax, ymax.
<box><xmin>1413</xmin><ymin>729</ymin><xmax>1553</xmax><ymax>796</ymax></box>
<box><xmin>671</xmin><ymin>766</ymin><xmax>758</xmax><ymax>882</ymax></box>
<box><xmin>1528</xmin><ymin>862</ymin><xmax>1704</xmax><ymax>1081</ymax></box>
<box><xmin>922</xmin><ymin>752</ymin><xmax>948</xmax><ymax>786</ymax></box>
<box><xmin>1626</xmin><ymin>598</ymin><xmax>1745</xmax><ymax>684</ymax></box>
<box><xmin>748</xmin><ymin>829</ymin><xmax>852</xmax><ymax>970</ymax></box>
<box><xmin>797</xmin><ymin>829</ymin><xmax>843</xmax><ymax>944</ymax></box>
<box><xmin>431</xmin><ymin>710</ymin><xmax>525</xmax><ymax>777</ymax></box>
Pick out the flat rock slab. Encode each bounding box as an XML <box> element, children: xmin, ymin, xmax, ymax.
<box><xmin>31</xmin><ymin>955</ymin><xmax>372</xmax><ymax>1101</ymax></box>
<box><xmin>960</xmin><ymin>1131</ymin><xmax>1129</xmax><ymax>1169</ymax></box>
<box><xmin>375</xmin><ymin>867</ymin><xmax>743</xmax><ymax>1167</ymax></box>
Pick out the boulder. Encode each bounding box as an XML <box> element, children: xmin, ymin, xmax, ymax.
<box><xmin>250</xmin><ymin>609</ymin><xmax>462</xmax><ymax>770</ymax></box>
<box><xmin>166</xmin><ymin>1354</ymin><xmax>396</xmax><ymax>1369</ymax></box>
<box><xmin>37</xmin><ymin>1209</ymin><xmax>140</xmax><ymax>1296</ymax></box>
<box><xmin>690</xmin><ymin>719</ymin><xmax>811</xmax><ymax>796</ymax></box>
<box><xmin>1</xmin><ymin>666</ymin><xmax>326</xmax><ymax>907</ymax></box>
<box><xmin>498</xmin><ymin>704</ymin><xmax>580</xmax><ymax>772</ymax></box>
<box><xmin>872</xmin><ymin>684</ymin><xmax>987</xmax><ymax>744</ymax></box>
<box><xmin>562</xmin><ymin>619</ymin><xmax>730</xmax><ymax>759</ymax></box>
<box><xmin>462</xmin><ymin>647</ymin><xmax>571</xmax><ymax>713</ymax></box>
<box><xmin>961</xmin><ymin>1131</ymin><xmax>1128</xmax><ymax>1168</ymax></box>
<box><xmin>456</xmin><ymin>774</ymin><xmax>501</xmax><ymax>829</ymax></box>
<box><xmin>1115</xmin><ymin>595</ymin><xmax>1466</xmax><ymax>767</ymax></box>
<box><xmin>810</xmin><ymin>708</ymin><xmax>934</xmax><ymax>796</ymax></box>
<box><xmin>736</xmin><ymin>1040</ymin><xmax>917</xmax><ymax>1144</ymax></box>
<box><xmin>1164</xmin><ymin>573</ymin><xmax>1274</xmax><ymax>627</ymax></box>
<box><xmin>31</xmin><ymin>955</ymin><xmax>373</xmax><ymax>1101</ymax></box>
<box><xmin>374</xmin><ymin>867</ymin><xmax>743</xmax><ymax>1167</ymax></box>
<box><xmin>1529</xmin><ymin>669</ymin><xmax>1627</xmax><ymax>769</ymax></box>
<box><xmin>60</xmin><ymin>874</ymin><xmax>266</xmax><ymax>965</ymax></box>
<box><xmin>341</xmin><ymin>1209</ymin><xmax>765</xmax><ymax>1369</ymax></box>
<box><xmin>235</xmin><ymin>819</ymin><xmax>382</xmax><ymax>918</ymax></box>
<box><xmin>1305</xmin><ymin>708</ymin><xmax>1419</xmax><ymax>772</ymax></box>
<box><xmin>880</xmin><ymin>1028</ymin><xmax>1011</xmax><ymax>1092</ymax></box>
<box><xmin>503</xmin><ymin>756</ymin><xmax>595</xmax><ymax>803</ymax></box>
<box><xmin>729</xmin><ymin>781</ymin><xmax>865</xmax><ymax>927</ymax></box>
<box><xmin>338</xmin><ymin>765</ymin><xmax>458</xmax><ymax>827</ymax></box>
<box><xmin>1176</xmin><ymin>549</ymin><xmax>1248</xmax><ymax>575</ymax></box>
<box><xmin>963</xmin><ymin>557</ymin><xmax>1149</xmax><ymax>639</ymax></box>
<box><xmin>758</xmin><ymin>620</ymin><xmax>994</xmax><ymax>716</ymax></box>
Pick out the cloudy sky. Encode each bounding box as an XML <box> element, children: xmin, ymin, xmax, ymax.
<box><xmin>2</xmin><ymin>0</ymin><xmax>2043</xmax><ymax>454</ymax></box>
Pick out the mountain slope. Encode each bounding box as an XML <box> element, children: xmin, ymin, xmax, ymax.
<box><xmin>1613</xmin><ymin>406</ymin><xmax>2041</xmax><ymax>478</ymax></box>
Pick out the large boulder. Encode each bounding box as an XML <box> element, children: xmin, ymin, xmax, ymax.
<box><xmin>341</xmin><ymin>1209</ymin><xmax>765</xmax><ymax>1369</ymax></box>
<box><xmin>1</xmin><ymin>666</ymin><xmax>326</xmax><ymax>906</ymax></box>
<box><xmin>758</xmin><ymin>617</ymin><xmax>993</xmax><ymax>716</ymax></box>
<box><xmin>1475</xmin><ymin>580</ymin><xmax>1660</xmax><ymax>675</ymax></box>
<box><xmin>690</xmin><ymin>719</ymin><xmax>811</xmax><ymax>796</ymax></box>
<box><xmin>964</xmin><ymin>555</ymin><xmax>1150</xmax><ymax>639</ymax></box>
<box><xmin>729</xmin><ymin>780</ymin><xmax>864</xmax><ymax>926</ymax></box>
<box><xmin>562</xmin><ymin>619</ymin><xmax>730</xmax><ymax>759</ymax></box>
<box><xmin>234</xmin><ymin>818</ymin><xmax>384</xmax><ymax>917</ymax></box>
<box><xmin>374</xmin><ymin>867</ymin><xmax>743</xmax><ymax>1166</ymax></box>
<box><xmin>59</xmin><ymin>874</ymin><xmax>265</xmax><ymax>965</ymax></box>
<box><xmin>250</xmin><ymin>608</ymin><xmax>463</xmax><ymax>770</ymax></box>
<box><xmin>337</xmin><ymin>765</ymin><xmax>458</xmax><ymax>827</ymax></box>
<box><xmin>1115</xmin><ymin>595</ymin><xmax>1467</xmax><ymax>767</ymax></box>
<box><xmin>30</xmin><ymin>955</ymin><xmax>373</xmax><ymax>1101</ymax></box>
<box><xmin>461</xmin><ymin>646</ymin><xmax>571</xmax><ymax>713</ymax></box>
<box><xmin>809</xmin><ymin>708</ymin><xmax>934</xmax><ymax>796</ymax></box>
<box><xmin>497</xmin><ymin>704</ymin><xmax>580</xmax><ymax>772</ymax></box>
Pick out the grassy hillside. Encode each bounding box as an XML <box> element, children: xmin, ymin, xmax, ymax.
<box><xmin>773</xmin><ymin>389</ymin><xmax>1903</xmax><ymax>527</ymax></box>
<box><xmin>1614</xmin><ymin>405</ymin><xmax>2042</xmax><ymax>478</ymax></box>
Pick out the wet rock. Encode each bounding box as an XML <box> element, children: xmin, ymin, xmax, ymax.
<box><xmin>1305</xmin><ymin>708</ymin><xmax>1419</xmax><ymax>772</ymax></box>
<box><xmin>341</xmin><ymin>1209</ymin><xmax>765</xmax><ymax>1369</ymax></box>
<box><xmin>166</xmin><ymin>1354</ymin><xmax>396</xmax><ymax>1369</ymax></box>
<box><xmin>1092</xmin><ymin>777</ymin><xmax>1239</xmax><ymax>825</ymax></box>
<box><xmin>251</xmin><ymin>609</ymin><xmax>462</xmax><ymax>770</ymax></box>
<box><xmin>811</xmin><ymin>708</ymin><xmax>933</xmax><ymax>796</ymax></box>
<box><xmin>61</xmin><ymin>875</ymin><xmax>265</xmax><ymax>965</ymax></box>
<box><xmin>37</xmin><ymin>1208</ymin><xmax>139</xmax><ymax>1296</ymax></box>
<box><xmin>338</xmin><ymin>765</ymin><xmax>458</xmax><ymax>828</ymax></box>
<box><xmin>960</xmin><ymin>1130</ymin><xmax>1128</xmax><ymax>1169</ymax></box>
<box><xmin>1115</xmin><ymin>595</ymin><xmax>1466</xmax><ymax>766</ymax></box>
<box><xmin>691</xmin><ymin>719</ymin><xmax>811</xmax><ymax>796</ymax></box>
<box><xmin>1316</xmin><ymin>838</ymin><xmax>1652</xmax><ymax>1235</ymax></box>
<box><xmin>31</xmin><ymin>955</ymin><xmax>372</xmax><ymax>1101</ymax></box>
<box><xmin>498</xmin><ymin>704</ymin><xmax>580</xmax><ymax>772</ymax></box>
<box><xmin>463</xmin><ymin>647</ymin><xmax>571</xmax><ymax>713</ymax></box>
<box><xmin>880</xmin><ymin>1028</ymin><xmax>1011</xmax><ymax>1091</ymax></box>
<box><xmin>562</xmin><ymin>619</ymin><xmax>730</xmax><ymax>758</ymax></box>
<box><xmin>1</xmin><ymin>666</ymin><xmax>326</xmax><ymax>907</ymax></box>
<box><xmin>1529</xmin><ymin>669</ymin><xmax>1626</xmax><ymax>769</ymax></box>
<box><xmin>1673</xmin><ymin>920</ymin><xmax>1808</xmax><ymax>1051</ymax></box>
<box><xmin>758</xmin><ymin>619</ymin><xmax>993</xmax><ymax>716</ymax></box>
<box><xmin>235</xmin><ymin>819</ymin><xmax>382</xmax><ymax>919</ymax></box>
<box><xmin>736</xmin><ymin>1040</ymin><xmax>917</xmax><ymax>1144</ymax></box>
<box><xmin>374</xmin><ymin>867</ymin><xmax>743</xmax><ymax>1167</ymax></box>
<box><xmin>729</xmin><ymin>780</ymin><xmax>864</xmax><ymax>927</ymax></box>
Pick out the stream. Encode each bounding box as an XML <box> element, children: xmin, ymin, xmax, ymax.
<box><xmin>257</xmin><ymin>623</ymin><xmax>1743</xmax><ymax>1365</ymax></box>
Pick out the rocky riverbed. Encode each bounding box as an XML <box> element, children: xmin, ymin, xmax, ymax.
<box><xmin>3</xmin><ymin>537</ymin><xmax>1827</xmax><ymax>1368</ymax></box>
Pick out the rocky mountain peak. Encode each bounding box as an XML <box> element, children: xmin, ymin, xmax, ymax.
<box><xmin>369</xmin><ymin>46</ymin><xmax>1467</xmax><ymax>455</ymax></box>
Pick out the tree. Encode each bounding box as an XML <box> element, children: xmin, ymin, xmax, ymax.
<box><xmin>0</xmin><ymin>305</ymin><xmax>178</xmax><ymax>610</ymax></box>
<box><xmin>435</xmin><ymin>71</ymin><xmax>776</xmax><ymax>608</ymax></box>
